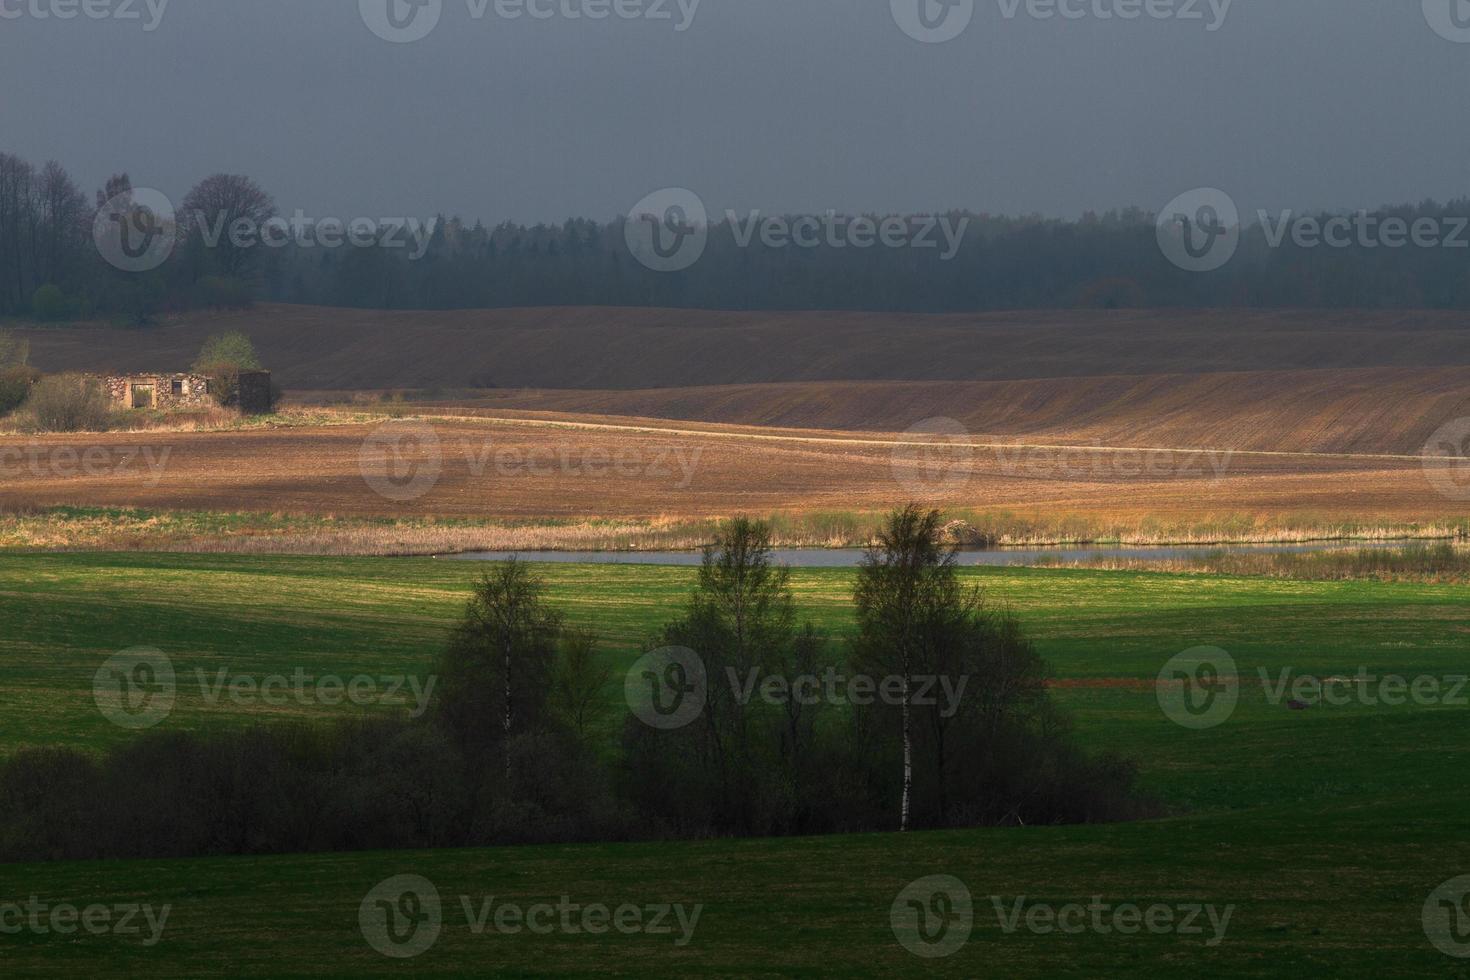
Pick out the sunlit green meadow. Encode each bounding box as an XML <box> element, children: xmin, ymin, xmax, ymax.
<box><xmin>1</xmin><ymin>553</ymin><xmax>1467</xmax><ymax>977</ymax></box>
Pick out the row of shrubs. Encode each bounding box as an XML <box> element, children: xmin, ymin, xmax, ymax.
<box><xmin>0</xmin><ymin>511</ymin><xmax>1156</xmax><ymax>863</ymax></box>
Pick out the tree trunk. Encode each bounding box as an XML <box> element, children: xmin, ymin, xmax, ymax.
<box><xmin>900</xmin><ymin>671</ymin><xmax>912</xmax><ymax>833</ymax></box>
<box><xmin>935</xmin><ymin>721</ymin><xmax>947</xmax><ymax>825</ymax></box>
<box><xmin>503</xmin><ymin>632</ymin><xmax>513</xmax><ymax>781</ymax></box>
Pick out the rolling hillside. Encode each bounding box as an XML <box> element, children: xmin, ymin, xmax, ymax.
<box><xmin>17</xmin><ymin>304</ymin><xmax>1470</xmax><ymax>390</ymax></box>
<box><xmin>16</xmin><ymin>304</ymin><xmax>1470</xmax><ymax>459</ymax></box>
<box><xmin>434</xmin><ymin>367</ymin><xmax>1470</xmax><ymax>456</ymax></box>
<box><xmin>0</xmin><ymin>413</ymin><xmax>1453</xmax><ymax>528</ymax></box>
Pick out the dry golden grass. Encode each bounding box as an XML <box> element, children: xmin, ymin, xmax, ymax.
<box><xmin>0</xmin><ymin>507</ymin><xmax>1459</xmax><ymax>557</ymax></box>
<box><xmin>0</xmin><ymin>511</ymin><xmax>715</xmax><ymax>555</ymax></box>
<box><xmin>1039</xmin><ymin>541</ymin><xmax>1470</xmax><ymax>582</ymax></box>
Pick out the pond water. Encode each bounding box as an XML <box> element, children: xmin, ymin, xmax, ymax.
<box><xmin>442</xmin><ymin>539</ymin><xmax>1429</xmax><ymax>568</ymax></box>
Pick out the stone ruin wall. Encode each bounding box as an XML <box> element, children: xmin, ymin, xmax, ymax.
<box><xmin>100</xmin><ymin>371</ymin><xmax>272</xmax><ymax>414</ymax></box>
<box><xmin>104</xmin><ymin>374</ymin><xmax>216</xmax><ymax>410</ymax></box>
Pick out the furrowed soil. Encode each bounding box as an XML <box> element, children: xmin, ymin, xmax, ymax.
<box><xmin>0</xmin><ymin>414</ymin><xmax>1457</xmax><ymax>525</ymax></box>
<box><xmin>9</xmin><ymin>305</ymin><xmax>1470</xmax><ymax>548</ymax></box>
<box><xmin>18</xmin><ymin>304</ymin><xmax>1470</xmax><ymax>391</ymax></box>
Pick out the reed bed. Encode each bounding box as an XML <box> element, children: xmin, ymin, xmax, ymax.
<box><xmin>1</xmin><ymin>505</ymin><xmax>1463</xmax><ymax>560</ymax></box>
<box><xmin>1044</xmin><ymin>542</ymin><xmax>1470</xmax><ymax>583</ymax></box>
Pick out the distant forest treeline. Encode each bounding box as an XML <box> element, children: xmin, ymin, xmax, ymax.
<box><xmin>4</xmin><ymin>149</ymin><xmax>1470</xmax><ymax>321</ymax></box>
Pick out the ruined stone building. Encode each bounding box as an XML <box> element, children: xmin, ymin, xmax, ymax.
<box><xmin>100</xmin><ymin>371</ymin><xmax>273</xmax><ymax>415</ymax></box>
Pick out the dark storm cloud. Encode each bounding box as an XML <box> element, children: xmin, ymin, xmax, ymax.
<box><xmin>1</xmin><ymin>0</ymin><xmax>1467</xmax><ymax>224</ymax></box>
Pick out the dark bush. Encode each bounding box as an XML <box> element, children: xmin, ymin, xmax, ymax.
<box><xmin>31</xmin><ymin>285</ymin><xmax>71</xmax><ymax>322</ymax></box>
<box><xmin>0</xmin><ymin>717</ymin><xmax>640</xmax><ymax>863</ymax></box>
<box><xmin>24</xmin><ymin>373</ymin><xmax>112</xmax><ymax>432</ymax></box>
<box><xmin>0</xmin><ymin>366</ymin><xmax>40</xmax><ymax>416</ymax></box>
<box><xmin>197</xmin><ymin>362</ymin><xmax>241</xmax><ymax>409</ymax></box>
<box><xmin>0</xmin><ymin>747</ymin><xmax>101</xmax><ymax>862</ymax></box>
<box><xmin>196</xmin><ymin>362</ymin><xmax>278</xmax><ymax>413</ymax></box>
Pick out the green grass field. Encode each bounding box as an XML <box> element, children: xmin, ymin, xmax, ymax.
<box><xmin>2</xmin><ymin>553</ymin><xmax>1468</xmax><ymax>976</ymax></box>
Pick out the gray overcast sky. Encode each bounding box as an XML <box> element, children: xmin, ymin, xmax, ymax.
<box><xmin>2</xmin><ymin>0</ymin><xmax>1467</xmax><ymax>224</ymax></box>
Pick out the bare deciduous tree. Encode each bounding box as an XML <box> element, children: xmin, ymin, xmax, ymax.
<box><xmin>35</xmin><ymin>161</ymin><xmax>88</xmax><ymax>289</ymax></box>
<box><xmin>180</xmin><ymin>173</ymin><xmax>276</xmax><ymax>276</ymax></box>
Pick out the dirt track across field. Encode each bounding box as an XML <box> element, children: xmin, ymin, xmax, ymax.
<box><xmin>411</xmin><ymin>367</ymin><xmax>1470</xmax><ymax>457</ymax></box>
<box><xmin>0</xmin><ymin>413</ymin><xmax>1461</xmax><ymax>525</ymax></box>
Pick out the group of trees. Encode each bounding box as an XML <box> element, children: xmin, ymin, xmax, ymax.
<box><xmin>0</xmin><ymin>508</ymin><xmax>1151</xmax><ymax>863</ymax></box>
<box><xmin>0</xmin><ymin>154</ymin><xmax>91</xmax><ymax>318</ymax></box>
<box><xmin>622</xmin><ymin>510</ymin><xmax>1144</xmax><ymax>838</ymax></box>
<box><xmin>266</xmin><ymin>201</ymin><xmax>1470</xmax><ymax>313</ymax></box>
<box><xmin>0</xmin><ymin>150</ymin><xmax>272</xmax><ymax>324</ymax></box>
<box><xmin>5</xmin><ymin>147</ymin><xmax>1470</xmax><ymax>321</ymax></box>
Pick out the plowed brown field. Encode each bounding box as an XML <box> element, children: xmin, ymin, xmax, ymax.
<box><xmin>10</xmin><ymin>305</ymin><xmax>1470</xmax><ymax>539</ymax></box>
<box><xmin>0</xmin><ymin>414</ymin><xmax>1459</xmax><ymax>525</ymax></box>
<box><xmin>399</xmin><ymin>366</ymin><xmax>1470</xmax><ymax>457</ymax></box>
<box><xmin>18</xmin><ymin>304</ymin><xmax>1470</xmax><ymax>390</ymax></box>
